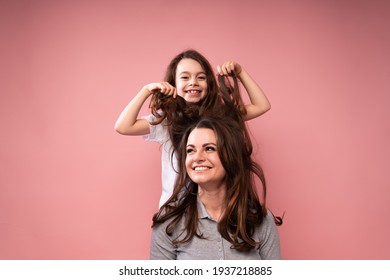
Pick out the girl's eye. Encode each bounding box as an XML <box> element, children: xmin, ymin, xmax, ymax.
<box><xmin>186</xmin><ymin>148</ymin><xmax>194</xmax><ymax>154</ymax></box>
<box><xmin>180</xmin><ymin>76</ymin><xmax>189</xmax><ymax>80</ymax></box>
<box><xmin>198</xmin><ymin>76</ymin><xmax>206</xmax><ymax>80</ymax></box>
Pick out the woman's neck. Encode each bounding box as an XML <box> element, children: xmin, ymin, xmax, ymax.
<box><xmin>198</xmin><ymin>184</ymin><xmax>226</xmax><ymax>222</ymax></box>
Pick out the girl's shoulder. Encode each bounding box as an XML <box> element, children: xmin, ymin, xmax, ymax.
<box><xmin>142</xmin><ymin>113</ymin><xmax>169</xmax><ymax>143</ymax></box>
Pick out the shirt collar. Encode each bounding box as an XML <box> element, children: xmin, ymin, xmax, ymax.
<box><xmin>197</xmin><ymin>195</ymin><xmax>213</xmax><ymax>220</ymax></box>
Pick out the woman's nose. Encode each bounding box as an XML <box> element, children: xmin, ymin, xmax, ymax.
<box><xmin>193</xmin><ymin>151</ymin><xmax>205</xmax><ymax>162</ymax></box>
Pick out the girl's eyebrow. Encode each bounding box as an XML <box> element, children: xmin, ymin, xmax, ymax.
<box><xmin>178</xmin><ymin>71</ymin><xmax>206</xmax><ymax>75</ymax></box>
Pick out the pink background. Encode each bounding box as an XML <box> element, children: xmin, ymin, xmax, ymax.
<box><xmin>1</xmin><ymin>0</ymin><xmax>389</xmax><ymax>259</ymax></box>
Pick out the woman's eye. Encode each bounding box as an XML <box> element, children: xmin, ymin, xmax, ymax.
<box><xmin>186</xmin><ymin>148</ymin><xmax>194</xmax><ymax>154</ymax></box>
<box><xmin>206</xmin><ymin>146</ymin><xmax>216</xmax><ymax>152</ymax></box>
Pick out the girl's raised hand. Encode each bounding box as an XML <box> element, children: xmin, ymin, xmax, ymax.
<box><xmin>217</xmin><ymin>61</ymin><xmax>242</xmax><ymax>76</ymax></box>
<box><xmin>143</xmin><ymin>82</ymin><xmax>177</xmax><ymax>98</ymax></box>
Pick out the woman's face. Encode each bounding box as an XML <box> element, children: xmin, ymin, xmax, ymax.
<box><xmin>175</xmin><ymin>58</ymin><xmax>208</xmax><ymax>104</ymax></box>
<box><xmin>185</xmin><ymin>128</ymin><xmax>226</xmax><ymax>188</ymax></box>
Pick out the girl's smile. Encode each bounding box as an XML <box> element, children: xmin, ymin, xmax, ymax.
<box><xmin>175</xmin><ymin>58</ymin><xmax>208</xmax><ymax>103</ymax></box>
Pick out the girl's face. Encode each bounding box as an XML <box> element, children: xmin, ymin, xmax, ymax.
<box><xmin>175</xmin><ymin>58</ymin><xmax>208</xmax><ymax>104</ymax></box>
<box><xmin>185</xmin><ymin>128</ymin><xmax>226</xmax><ymax>189</ymax></box>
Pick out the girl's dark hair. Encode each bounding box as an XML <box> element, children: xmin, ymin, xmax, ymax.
<box><xmin>151</xmin><ymin>49</ymin><xmax>219</xmax><ymax>119</ymax></box>
<box><xmin>149</xmin><ymin>49</ymin><xmax>247</xmax><ymax>151</ymax></box>
<box><xmin>152</xmin><ymin>116</ymin><xmax>280</xmax><ymax>251</ymax></box>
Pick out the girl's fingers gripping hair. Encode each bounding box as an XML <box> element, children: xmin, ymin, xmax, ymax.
<box><xmin>226</xmin><ymin>61</ymin><xmax>238</xmax><ymax>75</ymax></box>
<box><xmin>218</xmin><ymin>61</ymin><xmax>235</xmax><ymax>76</ymax></box>
<box><xmin>160</xmin><ymin>82</ymin><xmax>177</xmax><ymax>98</ymax></box>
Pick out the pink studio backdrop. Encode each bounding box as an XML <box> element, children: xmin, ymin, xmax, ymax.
<box><xmin>1</xmin><ymin>0</ymin><xmax>389</xmax><ymax>259</ymax></box>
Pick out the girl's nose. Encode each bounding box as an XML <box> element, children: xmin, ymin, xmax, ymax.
<box><xmin>189</xmin><ymin>77</ymin><xmax>198</xmax><ymax>86</ymax></box>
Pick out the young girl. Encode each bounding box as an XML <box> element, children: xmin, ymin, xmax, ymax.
<box><xmin>115</xmin><ymin>49</ymin><xmax>271</xmax><ymax>207</ymax></box>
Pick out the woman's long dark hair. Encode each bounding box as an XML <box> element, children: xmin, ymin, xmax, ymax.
<box><xmin>152</xmin><ymin>115</ymin><xmax>277</xmax><ymax>251</ymax></box>
<box><xmin>150</xmin><ymin>50</ymin><xmax>281</xmax><ymax>251</ymax></box>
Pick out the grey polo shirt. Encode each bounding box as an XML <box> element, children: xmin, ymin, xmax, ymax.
<box><xmin>150</xmin><ymin>198</ymin><xmax>281</xmax><ymax>260</ymax></box>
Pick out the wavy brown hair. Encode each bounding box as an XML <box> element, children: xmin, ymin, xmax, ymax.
<box><xmin>152</xmin><ymin>116</ymin><xmax>281</xmax><ymax>252</ymax></box>
<box><xmin>149</xmin><ymin>49</ymin><xmax>247</xmax><ymax>152</ymax></box>
<box><xmin>150</xmin><ymin>49</ymin><xmax>220</xmax><ymax>123</ymax></box>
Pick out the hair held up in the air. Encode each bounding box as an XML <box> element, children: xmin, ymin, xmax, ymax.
<box><xmin>148</xmin><ymin>49</ymin><xmax>282</xmax><ymax>252</ymax></box>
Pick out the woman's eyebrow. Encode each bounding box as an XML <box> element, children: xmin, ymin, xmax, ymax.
<box><xmin>202</xmin><ymin>143</ymin><xmax>216</xmax><ymax>147</ymax></box>
<box><xmin>186</xmin><ymin>143</ymin><xmax>216</xmax><ymax>148</ymax></box>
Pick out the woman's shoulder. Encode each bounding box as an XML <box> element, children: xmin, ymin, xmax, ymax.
<box><xmin>153</xmin><ymin>204</ymin><xmax>186</xmax><ymax>228</ymax></box>
<box><xmin>255</xmin><ymin>209</ymin><xmax>280</xmax><ymax>235</ymax></box>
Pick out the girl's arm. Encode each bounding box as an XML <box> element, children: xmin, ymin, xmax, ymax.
<box><xmin>217</xmin><ymin>62</ymin><xmax>271</xmax><ymax>121</ymax></box>
<box><xmin>114</xmin><ymin>82</ymin><xmax>176</xmax><ymax>135</ymax></box>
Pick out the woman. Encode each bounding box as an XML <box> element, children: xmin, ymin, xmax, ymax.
<box><xmin>150</xmin><ymin>116</ymin><xmax>281</xmax><ymax>260</ymax></box>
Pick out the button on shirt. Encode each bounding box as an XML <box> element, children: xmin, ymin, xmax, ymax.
<box><xmin>150</xmin><ymin>197</ymin><xmax>281</xmax><ymax>260</ymax></box>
